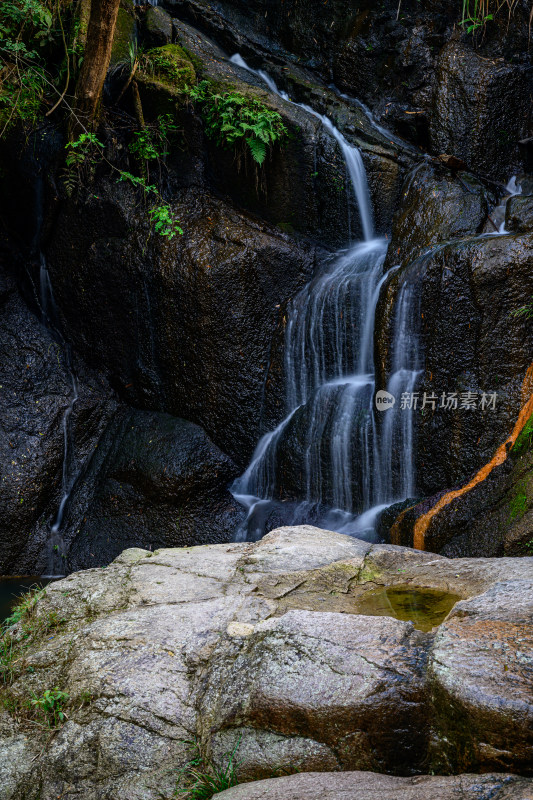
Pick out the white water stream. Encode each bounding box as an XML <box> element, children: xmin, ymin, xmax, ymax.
<box><xmin>230</xmin><ymin>56</ymin><xmax>422</xmax><ymax>541</ymax></box>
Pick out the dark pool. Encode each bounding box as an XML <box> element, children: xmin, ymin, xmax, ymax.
<box><xmin>0</xmin><ymin>578</ymin><xmax>51</xmax><ymax>624</ymax></box>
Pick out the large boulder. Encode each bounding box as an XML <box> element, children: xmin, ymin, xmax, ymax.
<box><xmin>63</xmin><ymin>408</ymin><xmax>244</xmax><ymax>571</ymax></box>
<box><xmin>213</xmin><ymin>771</ymin><xmax>533</xmax><ymax>800</ymax></box>
<box><xmin>1</xmin><ymin>527</ymin><xmax>532</xmax><ymax>798</ymax></box>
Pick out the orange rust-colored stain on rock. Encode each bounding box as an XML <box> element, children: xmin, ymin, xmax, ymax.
<box><xmin>413</xmin><ymin>363</ymin><xmax>533</xmax><ymax>551</ymax></box>
<box><xmin>390</xmin><ymin>505</ymin><xmax>415</xmax><ymax>546</ymax></box>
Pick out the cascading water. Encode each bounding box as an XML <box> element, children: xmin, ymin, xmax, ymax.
<box><xmin>230</xmin><ymin>56</ymin><xmax>422</xmax><ymax>542</ymax></box>
<box><xmin>39</xmin><ymin>253</ymin><xmax>78</xmax><ymax>576</ymax></box>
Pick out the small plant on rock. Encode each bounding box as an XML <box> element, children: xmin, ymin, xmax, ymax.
<box><xmin>460</xmin><ymin>0</ymin><xmax>519</xmax><ymax>34</ymax></box>
<box><xmin>187</xmin><ymin>80</ymin><xmax>287</xmax><ymax>165</ymax></box>
<box><xmin>174</xmin><ymin>738</ymin><xmax>240</xmax><ymax>799</ymax></box>
<box><xmin>1</xmin><ymin>587</ymin><xmax>62</xmax><ymax>686</ymax></box>
<box><xmin>63</xmin><ymin>131</ymin><xmax>104</xmax><ymax>193</ymax></box>
<box><xmin>31</xmin><ymin>686</ymin><xmax>69</xmax><ymax>727</ymax></box>
<box><xmin>63</xmin><ymin>133</ymin><xmax>183</xmax><ymax>239</ymax></box>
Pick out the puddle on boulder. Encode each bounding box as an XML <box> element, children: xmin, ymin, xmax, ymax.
<box><xmin>354</xmin><ymin>586</ymin><xmax>461</xmax><ymax>632</ymax></box>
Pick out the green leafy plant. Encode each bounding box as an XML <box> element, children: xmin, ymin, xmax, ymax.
<box><xmin>63</xmin><ymin>135</ymin><xmax>183</xmax><ymax>239</ymax></box>
<box><xmin>31</xmin><ymin>686</ymin><xmax>69</xmax><ymax>727</ymax></box>
<box><xmin>511</xmin><ymin>296</ymin><xmax>533</xmax><ymax>321</ymax></box>
<box><xmin>128</xmin><ymin>114</ymin><xmax>180</xmax><ymax>163</ymax></box>
<box><xmin>149</xmin><ymin>205</ymin><xmax>183</xmax><ymax>238</ymax></box>
<box><xmin>460</xmin><ymin>0</ymin><xmax>519</xmax><ymax>34</ymax></box>
<box><xmin>0</xmin><ymin>0</ymin><xmax>75</xmax><ymax>135</ymax></box>
<box><xmin>187</xmin><ymin>80</ymin><xmax>287</xmax><ymax>165</ymax></box>
<box><xmin>174</xmin><ymin>738</ymin><xmax>240</xmax><ymax>799</ymax></box>
<box><xmin>63</xmin><ymin>131</ymin><xmax>104</xmax><ymax>193</ymax></box>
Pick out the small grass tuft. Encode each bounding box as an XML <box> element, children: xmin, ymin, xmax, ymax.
<box><xmin>174</xmin><ymin>738</ymin><xmax>241</xmax><ymax>799</ymax></box>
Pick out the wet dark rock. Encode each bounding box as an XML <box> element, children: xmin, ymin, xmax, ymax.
<box><xmin>377</xmin><ymin>232</ymin><xmax>533</xmax><ymax>507</ymax></box>
<box><xmin>145</xmin><ymin>6</ymin><xmax>173</xmax><ymax>47</ymax></box>
<box><xmin>506</xmin><ymin>194</ymin><xmax>533</xmax><ymax>234</ymax></box>
<box><xmin>44</xmin><ymin>185</ymin><xmax>316</xmax><ymax>466</ymax></box>
<box><xmin>171</xmin><ymin>19</ymin><xmax>417</xmax><ymax>244</ymax></box>
<box><xmin>390</xmin><ymin>438</ymin><xmax>533</xmax><ymax>558</ymax></box>
<box><xmin>430</xmin><ymin>41</ymin><xmax>533</xmax><ymax>181</ymax></box>
<box><xmin>0</xmin><ymin>266</ymin><xmax>115</xmax><ymax>575</ymax></box>
<box><xmin>383</xmin><ymin>161</ymin><xmax>492</xmax><ymax>269</ymax></box>
<box><xmin>164</xmin><ymin>0</ymin><xmax>533</xmax><ymax>163</ymax></box>
<box><xmin>65</xmin><ymin>409</ymin><xmax>244</xmax><ymax>571</ymax></box>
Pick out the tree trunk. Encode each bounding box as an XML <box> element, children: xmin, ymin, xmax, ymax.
<box><xmin>69</xmin><ymin>0</ymin><xmax>120</xmax><ymax>137</ymax></box>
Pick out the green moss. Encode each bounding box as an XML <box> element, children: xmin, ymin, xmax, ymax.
<box><xmin>512</xmin><ymin>413</ymin><xmax>533</xmax><ymax>454</ymax></box>
<box><xmin>509</xmin><ymin>485</ymin><xmax>528</xmax><ymax>522</ymax></box>
<box><xmin>140</xmin><ymin>45</ymin><xmax>196</xmax><ymax>93</ymax></box>
<box><xmin>110</xmin><ymin>7</ymin><xmax>136</xmax><ymax>67</ymax></box>
<box><xmin>277</xmin><ymin>222</ymin><xmax>295</xmax><ymax>235</ymax></box>
<box><xmin>175</xmin><ymin>43</ymin><xmax>204</xmax><ymax>77</ymax></box>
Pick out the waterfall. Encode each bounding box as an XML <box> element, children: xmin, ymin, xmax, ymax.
<box><xmin>39</xmin><ymin>254</ymin><xmax>78</xmax><ymax>576</ymax></box>
<box><xmin>230</xmin><ymin>56</ymin><xmax>422</xmax><ymax>542</ymax></box>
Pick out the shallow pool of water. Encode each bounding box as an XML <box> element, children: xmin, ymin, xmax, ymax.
<box><xmin>0</xmin><ymin>578</ymin><xmax>50</xmax><ymax>623</ymax></box>
<box><xmin>354</xmin><ymin>586</ymin><xmax>461</xmax><ymax>632</ymax></box>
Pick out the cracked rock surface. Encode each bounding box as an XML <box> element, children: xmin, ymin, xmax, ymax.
<box><xmin>1</xmin><ymin>526</ymin><xmax>532</xmax><ymax>799</ymax></box>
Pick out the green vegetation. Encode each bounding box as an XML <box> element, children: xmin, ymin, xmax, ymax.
<box><xmin>0</xmin><ymin>0</ymin><xmax>79</xmax><ymax>133</ymax></box>
<box><xmin>174</xmin><ymin>739</ymin><xmax>240</xmax><ymax>799</ymax></box>
<box><xmin>187</xmin><ymin>80</ymin><xmax>287</xmax><ymax>165</ymax></box>
<box><xmin>509</xmin><ymin>484</ymin><xmax>528</xmax><ymax>521</ymax></box>
<box><xmin>141</xmin><ymin>45</ymin><xmax>196</xmax><ymax>91</ymax></box>
<box><xmin>65</xmin><ymin>132</ymin><xmax>183</xmax><ymax>239</ymax></box>
<box><xmin>511</xmin><ymin>296</ymin><xmax>533</xmax><ymax>321</ymax></box>
<box><xmin>1</xmin><ymin>587</ymin><xmax>63</xmax><ymax>686</ymax></box>
<box><xmin>513</xmin><ymin>413</ymin><xmax>533</xmax><ymax>454</ymax></box>
<box><xmin>31</xmin><ymin>686</ymin><xmax>69</xmax><ymax>727</ymax></box>
<box><xmin>128</xmin><ymin>113</ymin><xmax>179</xmax><ymax>163</ymax></box>
<box><xmin>461</xmin><ymin>0</ymin><xmax>519</xmax><ymax>33</ymax></box>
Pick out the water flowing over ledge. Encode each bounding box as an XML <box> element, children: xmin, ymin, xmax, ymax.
<box><xmin>230</xmin><ymin>56</ymin><xmax>422</xmax><ymax>542</ymax></box>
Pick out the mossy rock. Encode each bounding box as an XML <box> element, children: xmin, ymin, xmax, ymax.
<box><xmin>140</xmin><ymin>45</ymin><xmax>196</xmax><ymax>92</ymax></box>
<box><xmin>110</xmin><ymin>7</ymin><xmax>136</xmax><ymax>68</ymax></box>
<box><xmin>137</xmin><ymin>45</ymin><xmax>196</xmax><ymax>117</ymax></box>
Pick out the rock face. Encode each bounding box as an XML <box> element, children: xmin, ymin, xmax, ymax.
<box><xmin>1</xmin><ymin>527</ymin><xmax>532</xmax><ymax>799</ymax></box>
<box><xmin>166</xmin><ymin>0</ymin><xmax>533</xmax><ymax>161</ymax></box>
<box><xmin>383</xmin><ymin>162</ymin><xmax>493</xmax><ymax>269</ymax></box>
<box><xmin>63</xmin><ymin>408</ymin><xmax>244</xmax><ymax>571</ymax></box>
<box><xmin>430</xmin><ymin>41</ymin><xmax>532</xmax><ymax>180</ymax></box>
<box><xmin>378</xmin><ymin>231</ymin><xmax>533</xmax><ymax>504</ymax></box>
<box><xmin>0</xmin><ymin>265</ymin><xmax>115</xmax><ymax>575</ymax></box>
<box><xmin>44</xmin><ymin>186</ymin><xmax>316</xmax><ymax>465</ymax></box>
<box><xmin>213</xmin><ymin>771</ymin><xmax>533</xmax><ymax>800</ymax></box>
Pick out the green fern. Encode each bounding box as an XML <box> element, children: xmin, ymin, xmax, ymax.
<box><xmin>187</xmin><ymin>81</ymin><xmax>287</xmax><ymax>165</ymax></box>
